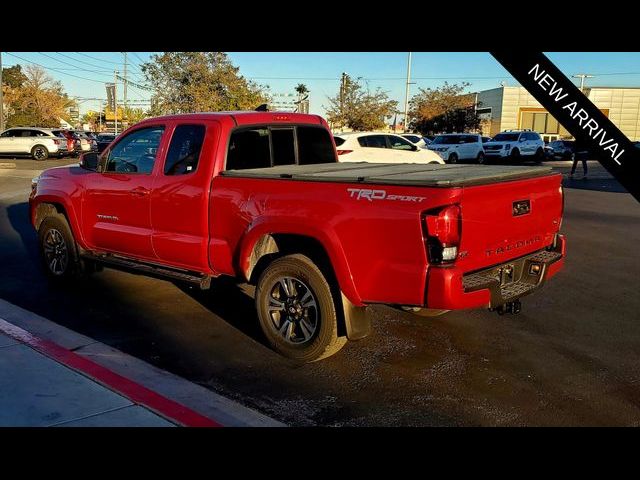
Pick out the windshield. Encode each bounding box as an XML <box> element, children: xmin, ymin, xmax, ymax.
<box><xmin>431</xmin><ymin>135</ymin><xmax>461</xmax><ymax>145</ymax></box>
<box><xmin>403</xmin><ymin>135</ymin><xmax>421</xmax><ymax>143</ymax></box>
<box><xmin>492</xmin><ymin>133</ymin><xmax>520</xmax><ymax>142</ymax></box>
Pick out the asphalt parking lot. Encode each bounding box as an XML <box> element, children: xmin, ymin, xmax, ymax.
<box><xmin>1</xmin><ymin>156</ymin><xmax>639</xmax><ymax>426</ymax></box>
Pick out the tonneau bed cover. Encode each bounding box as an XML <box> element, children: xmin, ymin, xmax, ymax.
<box><xmin>220</xmin><ymin>162</ymin><xmax>556</xmax><ymax>188</ymax></box>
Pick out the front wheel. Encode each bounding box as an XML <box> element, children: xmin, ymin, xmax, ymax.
<box><xmin>31</xmin><ymin>145</ymin><xmax>49</xmax><ymax>161</ymax></box>
<box><xmin>534</xmin><ymin>147</ymin><xmax>544</xmax><ymax>163</ymax></box>
<box><xmin>447</xmin><ymin>153</ymin><xmax>458</xmax><ymax>164</ymax></box>
<box><xmin>477</xmin><ymin>151</ymin><xmax>486</xmax><ymax>164</ymax></box>
<box><xmin>255</xmin><ymin>254</ymin><xmax>346</xmax><ymax>363</ymax></box>
<box><xmin>38</xmin><ymin>214</ymin><xmax>80</xmax><ymax>281</ymax></box>
<box><xmin>510</xmin><ymin>148</ymin><xmax>520</xmax><ymax>162</ymax></box>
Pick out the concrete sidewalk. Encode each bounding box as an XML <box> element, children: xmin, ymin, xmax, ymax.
<box><xmin>0</xmin><ymin>330</ymin><xmax>175</xmax><ymax>427</ymax></box>
<box><xmin>0</xmin><ymin>299</ymin><xmax>284</xmax><ymax>427</ymax></box>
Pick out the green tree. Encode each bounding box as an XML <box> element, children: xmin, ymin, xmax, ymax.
<box><xmin>2</xmin><ymin>65</ymin><xmax>28</xmax><ymax>88</ymax></box>
<box><xmin>123</xmin><ymin>106</ymin><xmax>147</xmax><ymax>125</ymax></box>
<box><xmin>295</xmin><ymin>83</ymin><xmax>309</xmax><ymax>96</ymax></box>
<box><xmin>6</xmin><ymin>65</ymin><xmax>74</xmax><ymax>128</ymax></box>
<box><xmin>141</xmin><ymin>52</ymin><xmax>268</xmax><ymax>114</ymax></box>
<box><xmin>325</xmin><ymin>74</ymin><xmax>397</xmax><ymax>131</ymax></box>
<box><xmin>409</xmin><ymin>82</ymin><xmax>481</xmax><ymax>134</ymax></box>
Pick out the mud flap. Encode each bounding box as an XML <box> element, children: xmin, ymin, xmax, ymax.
<box><xmin>341</xmin><ymin>293</ymin><xmax>371</xmax><ymax>341</ymax></box>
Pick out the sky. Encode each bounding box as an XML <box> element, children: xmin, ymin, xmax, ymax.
<box><xmin>4</xmin><ymin>52</ymin><xmax>640</xmax><ymax>118</ymax></box>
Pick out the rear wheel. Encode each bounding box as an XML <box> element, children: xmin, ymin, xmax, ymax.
<box><xmin>255</xmin><ymin>254</ymin><xmax>346</xmax><ymax>363</ymax></box>
<box><xmin>534</xmin><ymin>147</ymin><xmax>544</xmax><ymax>164</ymax></box>
<box><xmin>38</xmin><ymin>214</ymin><xmax>80</xmax><ymax>281</ymax></box>
<box><xmin>447</xmin><ymin>153</ymin><xmax>458</xmax><ymax>164</ymax></box>
<box><xmin>31</xmin><ymin>145</ymin><xmax>49</xmax><ymax>161</ymax></box>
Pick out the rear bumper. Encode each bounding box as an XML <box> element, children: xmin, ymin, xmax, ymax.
<box><xmin>426</xmin><ymin>234</ymin><xmax>566</xmax><ymax>310</ymax></box>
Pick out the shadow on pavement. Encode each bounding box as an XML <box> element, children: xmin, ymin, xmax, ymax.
<box><xmin>6</xmin><ymin>202</ymin><xmax>39</xmax><ymax>269</ymax></box>
<box><xmin>175</xmin><ymin>278</ymin><xmax>268</xmax><ymax>347</ymax></box>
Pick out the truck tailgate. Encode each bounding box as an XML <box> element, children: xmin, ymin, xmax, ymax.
<box><xmin>456</xmin><ymin>173</ymin><xmax>563</xmax><ymax>273</ymax></box>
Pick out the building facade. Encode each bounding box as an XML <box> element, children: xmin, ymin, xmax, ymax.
<box><xmin>476</xmin><ymin>86</ymin><xmax>640</xmax><ymax>142</ymax></box>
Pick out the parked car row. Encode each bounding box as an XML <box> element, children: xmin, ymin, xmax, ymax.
<box><xmin>333</xmin><ymin>132</ymin><xmax>444</xmax><ymax>165</ymax></box>
<box><xmin>0</xmin><ymin>127</ymin><xmax>99</xmax><ymax>160</ymax></box>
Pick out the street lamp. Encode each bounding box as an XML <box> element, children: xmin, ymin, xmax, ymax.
<box><xmin>573</xmin><ymin>73</ymin><xmax>594</xmax><ymax>93</ymax></box>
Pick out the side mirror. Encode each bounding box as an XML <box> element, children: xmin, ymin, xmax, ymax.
<box><xmin>411</xmin><ymin>144</ymin><xmax>419</xmax><ymax>151</ymax></box>
<box><xmin>519</xmin><ymin>137</ymin><xmax>526</xmax><ymax>142</ymax></box>
<box><xmin>79</xmin><ymin>152</ymin><xmax>99</xmax><ymax>171</ymax></box>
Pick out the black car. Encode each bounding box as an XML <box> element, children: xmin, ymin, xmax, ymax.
<box><xmin>95</xmin><ymin>133</ymin><xmax>116</xmax><ymax>153</ymax></box>
<box><xmin>546</xmin><ymin>139</ymin><xmax>590</xmax><ymax>160</ymax></box>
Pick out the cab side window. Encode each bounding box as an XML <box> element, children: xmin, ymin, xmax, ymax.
<box><xmin>105</xmin><ymin>126</ymin><xmax>165</xmax><ymax>174</ymax></box>
<box><xmin>164</xmin><ymin>124</ymin><xmax>206</xmax><ymax>175</ymax></box>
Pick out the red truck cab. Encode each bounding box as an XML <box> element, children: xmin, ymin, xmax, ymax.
<box><xmin>30</xmin><ymin>111</ymin><xmax>565</xmax><ymax>362</ymax></box>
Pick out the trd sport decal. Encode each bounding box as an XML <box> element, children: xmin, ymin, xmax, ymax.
<box><xmin>347</xmin><ymin>188</ymin><xmax>426</xmax><ymax>203</ymax></box>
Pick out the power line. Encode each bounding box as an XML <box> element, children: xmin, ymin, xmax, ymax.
<box><xmin>4</xmin><ymin>52</ymin><xmax>107</xmax><ymax>84</ymax></box>
<box><xmin>37</xmin><ymin>52</ymin><xmax>115</xmax><ymax>81</ymax></box>
<box><xmin>55</xmin><ymin>52</ymin><xmax>112</xmax><ymax>70</ymax></box>
<box><xmin>74</xmin><ymin>52</ymin><xmax>121</xmax><ymax>65</ymax></box>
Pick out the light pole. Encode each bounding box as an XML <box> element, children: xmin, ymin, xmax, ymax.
<box><xmin>403</xmin><ymin>52</ymin><xmax>414</xmax><ymax>133</ymax></box>
<box><xmin>114</xmin><ymin>70</ymin><xmax>118</xmax><ymax>135</ymax></box>
<box><xmin>0</xmin><ymin>51</ymin><xmax>4</xmax><ymax>132</ymax></box>
<box><xmin>573</xmin><ymin>73</ymin><xmax>594</xmax><ymax>93</ymax></box>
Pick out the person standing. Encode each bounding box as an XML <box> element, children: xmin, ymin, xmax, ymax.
<box><xmin>569</xmin><ymin>145</ymin><xmax>588</xmax><ymax>180</ymax></box>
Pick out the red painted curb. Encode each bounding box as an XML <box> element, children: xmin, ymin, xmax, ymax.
<box><xmin>0</xmin><ymin>318</ymin><xmax>221</xmax><ymax>427</ymax></box>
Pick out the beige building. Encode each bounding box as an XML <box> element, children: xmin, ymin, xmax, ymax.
<box><xmin>476</xmin><ymin>86</ymin><xmax>640</xmax><ymax>142</ymax></box>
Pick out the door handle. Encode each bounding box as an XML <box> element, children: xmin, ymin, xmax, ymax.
<box><xmin>130</xmin><ymin>187</ymin><xmax>150</xmax><ymax>197</ymax></box>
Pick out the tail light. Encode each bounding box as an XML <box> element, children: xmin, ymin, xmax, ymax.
<box><xmin>53</xmin><ymin>139</ymin><xmax>60</xmax><ymax>145</ymax></box>
<box><xmin>337</xmin><ymin>149</ymin><xmax>353</xmax><ymax>155</ymax></box>
<box><xmin>423</xmin><ymin>204</ymin><xmax>461</xmax><ymax>264</ymax></box>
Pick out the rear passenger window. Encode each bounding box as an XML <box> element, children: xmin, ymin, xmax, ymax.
<box><xmin>226</xmin><ymin>128</ymin><xmax>271</xmax><ymax>170</ymax></box>
<box><xmin>164</xmin><ymin>124</ymin><xmax>206</xmax><ymax>175</ymax></box>
<box><xmin>271</xmin><ymin>128</ymin><xmax>296</xmax><ymax>166</ymax></box>
<box><xmin>298</xmin><ymin>127</ymin><xmax>335</xmax><ymax>165</ymax></box>
<box><xmin>358</xmin><ymin>135</ymin><xmax>386</xmax><ymax>148</ymax></box>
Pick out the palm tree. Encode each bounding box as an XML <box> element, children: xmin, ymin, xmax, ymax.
<box><xmin>295</xmin><ymin>84</ymin><xmax>309</xmax><ymax>113</ymax></box>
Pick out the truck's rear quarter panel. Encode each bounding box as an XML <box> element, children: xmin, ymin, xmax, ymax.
<box><xmin>210</xmin><ymin>177</ymin><xmax>459</xmax><ymax>306</ymax></box>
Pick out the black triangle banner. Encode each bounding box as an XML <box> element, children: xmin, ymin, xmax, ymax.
<box><xmin>491</xmin><ymin>51</ymin><xmax>640</xmax><ymax>202</ymax></box>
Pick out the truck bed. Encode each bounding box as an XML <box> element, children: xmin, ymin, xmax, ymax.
<box><xmin>220</xmin><ymin>162</ymin><xmax>555</xmax><ymax>188</ymax></box>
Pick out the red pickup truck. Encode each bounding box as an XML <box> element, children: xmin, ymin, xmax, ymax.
<box><xmin>29</xmin><ymin>112</ymin><xmax>566</xmax><ymax>362</ymax></box>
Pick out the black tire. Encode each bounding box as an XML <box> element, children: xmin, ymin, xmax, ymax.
<box><xmin>38</xmin><ymin>214</ymin><xmax>81</xmax><ymax>282</ymax></box>
<box><xmin>447</xmin><ymin>153</ymin><xmax>458</xmax><ymax>164</ymax></box>
<box><xmin>31</xmin><ymin>145</ymin><xmax>49</xmax><ymax>161</ymax></box>
<box><xmin>255</xmin><ymin>254</ymin><xmax>346</xmax><ymax>363</ymax></box>
<box><xmin>534</xmin><ymin>147</ymin><xmax>544</xmax><ymax>163</ymax></box>
<box><xmin>510</xmin><ymin>148</ymin><xmax>520</xmax><ymax>161</ymax></box>
<box><xmin>477</xmin><ymin>151</ymin><xmax>486</xmax><ymax>164</ymax></box>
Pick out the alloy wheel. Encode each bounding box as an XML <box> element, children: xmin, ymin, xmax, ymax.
<box><xmin>43</xmin><ymin>228</ymin><xmax>68</xmax><ymax>276</ymax></box>
<box><xmin>266</xmin><ymin>276</ymin><xmax>319</xmax><ymax>345</ymax></box>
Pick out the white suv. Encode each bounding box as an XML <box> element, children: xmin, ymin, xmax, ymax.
<box><xmin>333</xmin><ymin>132</ymin><xmax>444</xmax><ymax>164</ymax></box>
<box><xmin>483</xmin><ymin>130</ymin><xmax>545</xmax><ymax>162</ymax></box>
<box><xmin>427</xmin><ymin>133</ymin><xmax>486</xmax><ymax>164</ymax></box>
<box><xmin>0</xmin><ymin>127</ymin><xmax>69</xmax><ymax>160</ymax></box>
